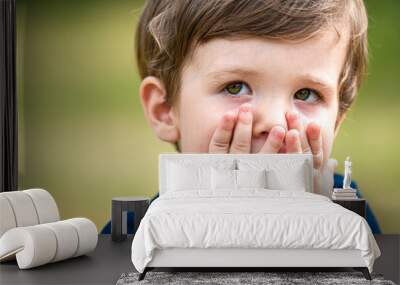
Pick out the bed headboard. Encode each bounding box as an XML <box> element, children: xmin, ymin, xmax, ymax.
<box><xmin>159</xmin><ymin>153</ymin><xmax>313</xmax><ymax>195</ymax></box>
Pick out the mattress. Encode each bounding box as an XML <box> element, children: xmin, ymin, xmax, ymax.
<box><xmin>131</xmin><ymin>189</ymin><xmax>381</xmax><ymax>273</ymax></box>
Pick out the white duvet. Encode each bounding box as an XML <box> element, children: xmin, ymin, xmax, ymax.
<box><xmin>131</xmin><ymin>189</ymin><xmax>380</xmax><ymax>273</ymax></box>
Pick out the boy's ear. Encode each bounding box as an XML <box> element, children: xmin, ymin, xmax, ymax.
<box><xmin>139</xmin><ymin>76</ymin><xmax>180</xmax><ymax>144</ymax></box>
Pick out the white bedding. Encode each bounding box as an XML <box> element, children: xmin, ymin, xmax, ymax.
<box><xmin>131</xmin><ymin>189</ymin><xmax>380</xmax><ymax>273</ymax></box>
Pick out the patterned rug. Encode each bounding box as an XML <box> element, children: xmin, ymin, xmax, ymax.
<box><xmin>116</xmin><ymin>271</ymin><xmax>396</xmax><ymax>285</ymax></box>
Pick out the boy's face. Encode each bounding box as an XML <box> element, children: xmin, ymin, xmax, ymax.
<box><xmin>174</xmin><ymin>25</ymin><xmax>349</xmax><ymax>165</ymax></box>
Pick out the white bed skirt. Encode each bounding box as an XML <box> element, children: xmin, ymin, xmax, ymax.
<box><xmin>148</xmin><ymin>248</ymin><xmax>366</xmax><ymax>268</ymax></box>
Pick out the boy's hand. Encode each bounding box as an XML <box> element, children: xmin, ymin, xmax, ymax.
<box><xmin>209</xmin><ymin>103</ymin><xmax>285</xmax><ymax>154</ymax></box>
<box><xmin>285</xmin><ymin>111</ymin><xmax>323</xmax><ymax>169</ymax></box>
<box><xmin>209</xmin><ymin>104</ymin><xmax>323</xmax><ymax>170</ymax></box>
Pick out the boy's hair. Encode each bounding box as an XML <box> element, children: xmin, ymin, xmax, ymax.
<box><xmin>135</xmin><ymin>0</ymin><xmax>368</xmax><ymax>153</ymax></box>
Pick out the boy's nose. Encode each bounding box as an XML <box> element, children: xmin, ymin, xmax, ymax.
<box><xmin>251</xmin><ymin>98</ymin><xmax>289</xmax><ymax>141</ymax></box>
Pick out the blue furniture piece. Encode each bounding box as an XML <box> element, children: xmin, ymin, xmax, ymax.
<box><xmin>101</xmin><ymin>173</ymin><xmax>382</xmax><ymax>234</ymax></box>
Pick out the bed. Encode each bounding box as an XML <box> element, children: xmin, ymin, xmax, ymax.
<box><xmin>131</xmin><ymin>153</ymin><xmax>381</xmax><ymax>281</ymax></box>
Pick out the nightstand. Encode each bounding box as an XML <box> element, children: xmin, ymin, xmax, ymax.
<box><xmin>332</xmin><ymin>198</ymin><xmax>366</xmax><ymax>218</ymax></box>
<box><xmin>111</xmin><ymin>197</ymin><xmax>150</xmax><ymax>242</ymax></box>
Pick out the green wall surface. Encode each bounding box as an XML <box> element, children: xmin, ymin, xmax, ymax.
<box><xmin>16</xmin><ymin>0</ymin><xmax>400</xmax><ymax>233</ymax></box>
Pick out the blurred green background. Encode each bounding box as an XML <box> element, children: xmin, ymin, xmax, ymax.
<box><xmin>16</xmin><ymin>0</ymin><xmax>400</xmax><ymax>233</ymax></box>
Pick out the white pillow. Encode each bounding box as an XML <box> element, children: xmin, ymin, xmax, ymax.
<box><xmin>266</xmin><ymin>162</ymin><xmax>307</xmax><ymax>191</ymax></box>
<box><xmin>166</xmin><ymin>162</ymin><xmax>211</xmax><ymax>191</ymax></box>
<box><xmin>211</xmin><ymin>168</ymin><xmax>268</xmax><ymax>190</ymax></box>
<box><xmin>211</xmin><ymin>168</ymin><xmax>237</xmax><ymax>190</ymax></box>
<box><xmin>236</xmin><ymin>169</ymin><xmax>268</xmax><ymax>189</ymax></box>
<box><xmin>238</xmin><ymin>158</ymin><xmax>309</xmax><ymax>191</ymax></box>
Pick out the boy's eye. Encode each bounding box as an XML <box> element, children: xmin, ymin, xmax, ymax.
<box><xmin>223</xmin><ymin>81</ymin><xmax>251</xmax><ymax>97</ymax></box>
<box><xmin>294</xmin><ymin>88</ymin><xmax>321</xmax><ymax>103</ymax></box>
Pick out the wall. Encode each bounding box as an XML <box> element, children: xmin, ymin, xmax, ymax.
<box><xmin>16</xmin><ymin>0</ymin><xmax>400</xmax><ymax>232</ymax></box>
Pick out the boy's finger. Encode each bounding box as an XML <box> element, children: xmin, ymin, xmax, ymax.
<box><xmin>259</xmin><ymin>125</ymin><xmax>286</xmax><ymax>153</ymax></box>
<box><xmin>229</xmin><ymin>103</ymin><xmax>252</xmax><ymax>153</ymax></box>
<box><xmin>209</xmin><ymin>110</ymin><xmax>237</xmax><ymax>153</ymax></box>
<box><xmin>306</xmin><ymin>122</ymin><xmax>323</xmax><ymax>169</ymax></box>
<box><xmin>286</xmin><ymin>111</ymin><xmax>311</xmax><ymax>153</ymax></box>
<box><xmin>285</xmin><ymin>129</ymin><xmax>302</xmax><ymax>153</ymax></box>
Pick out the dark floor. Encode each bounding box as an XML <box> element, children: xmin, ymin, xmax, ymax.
<box><xmin>0</xmin><ymin>234</ymin><xmax>398</xmax><ymax>285</ymax></box>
